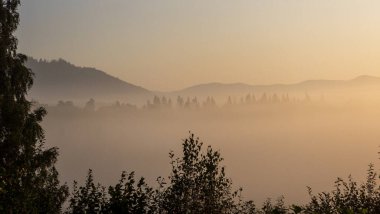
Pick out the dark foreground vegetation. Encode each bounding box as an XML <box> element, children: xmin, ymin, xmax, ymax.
<box><xmin>65</xmin><ymin>133</ymin><xmax>380</xmax><ymax>214</ymax></box>
<box><xmin>1</xmin><ymin>1</ymin><xmax>380</xmax><ymax>213</ymax></box>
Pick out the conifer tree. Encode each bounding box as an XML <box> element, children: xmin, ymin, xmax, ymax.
<box><xmin>0</xmin><ymin>1</ymin><xmax>68</xmax><ymax>212</ymax></box>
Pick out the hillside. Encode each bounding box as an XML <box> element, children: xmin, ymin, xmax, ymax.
<box><xmin>26</xmin><ymin>58</ymin><xmax>152</xmax><ymax>104</ymax></box>
<box><xmin>26</xmin><ymin>57</ymin><xmax>380</xmax><ymax>104</ymax></box>
<box><xmin>173</xmin><ymin>75</ymin><xmax>380</xmax><ymax>102</ymax></box>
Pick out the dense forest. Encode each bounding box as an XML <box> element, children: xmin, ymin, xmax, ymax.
<box><xmin>2</xmin><ymin>1</ymin><xmax>380</xmax><ymax>213</ymax></box>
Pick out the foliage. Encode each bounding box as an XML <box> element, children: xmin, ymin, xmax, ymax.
<box><xmin>260</xmin><ymin>197</ymin><xmax>288</xmax><ymax>214</ymax></box>
<box><xmin>107</xmin><ymin>171</ymin><xmax>154</xmax><ymax>213</ymax></box>
<box><xmin>156</xmin><ymin>133</ymin><xmax>255</xmax><ymax>213</ymax></box>
<box><xmin>305</xmin><ymin>164</ymin><xmax>380</xmax><ymax>214</ymax></box>
<box><xmin>64</xmin><ymin>133</ymin><xmax>380</xmax><ymax>214</ymax></box>
<box><xmin>0</xmin><ymin>0</ymin><xmax>68</xmax><ymax>213</ymax></box>
<box><xmin>66</xmin><ymin>133</ymin><xmax>256</xmax><ymax>214</ymax></box>
<box><xmin>67</xmin><ymin>170</ymin><xmax>154</xmax><ymax>214</ymax></box>
<box><xmin>67</xmin><ymin>169</ymin><xmax>107</xmax><ymax>214</ymax></box>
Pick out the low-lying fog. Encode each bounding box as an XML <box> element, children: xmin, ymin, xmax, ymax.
<box><xmin>41</xmin><ymin>95</ymin><xmax>380</xmax><ymax>205</ymax></box>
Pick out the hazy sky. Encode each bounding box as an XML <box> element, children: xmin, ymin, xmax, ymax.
<box><xmin>18</xmin><ymin>0</ymin><xmax>380</xmax><ymax>91</ymax></box>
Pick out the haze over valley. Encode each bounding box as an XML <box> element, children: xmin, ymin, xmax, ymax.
<box><xmin>7</xmin><ymin>1</ymin><xmax>380</xmax><ymax>212</ymax></box>
<box><xmin>28</xmin><ymin>58</ymin><xmax>380</xmax><ymax>204</ymax></box>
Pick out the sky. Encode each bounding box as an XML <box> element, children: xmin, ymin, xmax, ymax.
<box><xmin>17</xmin><ymin>0</ymin><xmax>380</xmax><ymax>91</ymax></box>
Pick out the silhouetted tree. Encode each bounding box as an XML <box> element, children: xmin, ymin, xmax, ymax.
<box><xmin>153</xmin><ymin>95</ymin><xmax>161</xmax><ymax>107</ymax></box>
<box><xmin>107</xmin><ymin>171</ymin><xmax>154</xmax><ymax>213</ymax></box>
<box><xmin>67</xmin><ymin>170</ymin><xmax>155</xmax><ymax>214</ymax></box>
<box><xmin>260</xmin><ymin>93</ymin><xmax>268</xmax><ymax>104</ymax></box>
<box><xmin>176</xmin><ymin>96</ymin><xmax>184</xmax><ymax>108</ymax></box>
<box><xmin>251</xmin><ymin>94</ymin><xmax>257</xmax><ymax>104</ymax></box>
<box><xmin>191</xmin><ymin>97</ymin><xmax>200</xmax><ymax>109</ymax></box>
<box><xmin>0</xmin><ymin>1</ymin><xmax>68</xmax><ymax>213</ymax></box>
<box><xmin>57</xmin><ymin>100</ymin><xmax>75</xmax><ymax>108</ymax></box>
<box><xmin>227</xmin><ymin>96</ymin><xmax>233</xmax><ymax>105</ymax></box>
<box><xmin>281</xmin><ymin>94</ymin><xmax>290</xmax><ymax>103</ymax></box>
<box><xmin>184</xmin><ymin>97</ymin><xmax>191</xmax><ymax>108</ymax></box>
<box><xmin>156</xmin><ymin>133</ymin><xmax>255</xmax><ymax>214</ymax></box>
<box><xmin>245</xmin><ymin>94</ymin><xmax>252</xmax><ymax>104</ymax></box>
<box><xmin>272</xmin><ymin>94</ymin><xmax>279</xmax><ymax>103</ymax></box>
<box><xmin>84</xmin><ymin>98</ymin><xmax>95</xmax><ymax>111</ymax></box>
<box><xmin>204</xmin><ymin>96</ymin><xmax>217</xmax><ymax>108</ymax></box>
<box><xmin>162</xmin><ymin>96</ymin><xmax>168</xmax><ymax>106</ymax></box>
<box><xmin>67</xmin><ymin>170</ymin><xmax>107</xmax><ymax>213</ymax></box>
<box><xmin>305</xmin><ymin>164</ymin><xmax>380</xmax><ymax>214</ymax></box>
<box><xmin>304</xmin><ymin>93</ymin><xmax>311</xmax><ymax>103</ymax></box>
<box><xmin>260</xmin><ymin>197</ymin><xmax>287</xmax><ymax>214</ymax></box>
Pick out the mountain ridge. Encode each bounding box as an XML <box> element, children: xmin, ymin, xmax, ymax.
<box><xmin>177</xmin><ymin>75</ymin><xmax>380</xmax><ymax>93</ymax></box>
<box><xmin>26</xmin><ymin>57</ymin><xmax>152</xmax><ymax>103</ymax></box>
<box><xmin>26</xmin><ymin>57</ymin><xmax>380</xmax><ymax>103</ymax></box>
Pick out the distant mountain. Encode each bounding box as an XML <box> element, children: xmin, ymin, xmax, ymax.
<box><xmin>348</xmin><ymin>75</ymin><xmax>380</xmax><ymax>85</ymax></box>
<box><xmin>26</xmin><ymin>56</ymin><xmax>380</xmax><ymax>104</ymax></box>
<box><xmin>26</xmin><ymin>58</ymin><xmax>152</xmax><ymax>104</ymax></box>
<box><xmin>173</xmin><ymin>75</ymin><xmax>380</xmax><ymax>101</ymax></box>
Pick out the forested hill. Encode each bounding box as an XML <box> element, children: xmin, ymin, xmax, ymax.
<box><xmin>26</xmin><ymin>57</ymin><xmax>152</xmax><ymax>103</ymax></box>
<box><xmin>172</xmin><ymin>75</ymin><xmax>380</xmax><ymax>102</ymax></box>
<box><xmin>177</xmin><ymin>75</ymin><xmax>380</xmax><ymax>96</ymax></box>
<box><xmin>26</xmin><ymin>56</ymin><xmax>380</xmax><ymax>105</ymax></box>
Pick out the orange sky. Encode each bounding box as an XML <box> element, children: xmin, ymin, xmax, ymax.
<box><xmin>17</xmin><ymin>0</ymin><xmax>380</xmax><ymax>91</ymax></box>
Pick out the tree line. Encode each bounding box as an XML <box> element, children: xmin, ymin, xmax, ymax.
<box><xmin>144</xmin><ymin>93</ymin><xmax>311</xmax><ymax>110</ymax></box>
<box><xmin>44</xmin><ymin>93</ymin><xmax>314</xmax><ymax>114</ymax></box>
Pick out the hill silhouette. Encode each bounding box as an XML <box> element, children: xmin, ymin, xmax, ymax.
<box><xmin>26</xmin><ymin>57</ymin><xmax>380</xmax><ymax>104</ymax></box>
<box><xmin>26</xmin><ymin>58</ymin><xmax>152</xmax><ymax>103</ymax></box>
<box><xmin>174</xmin><ymin>76</ymin><xmax>380</xmax><ymax>99</ymax></box>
